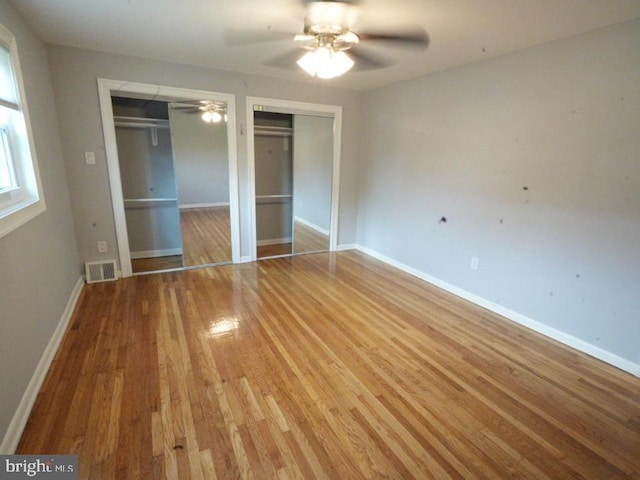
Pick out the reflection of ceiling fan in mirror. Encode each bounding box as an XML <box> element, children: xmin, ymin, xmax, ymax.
<box><xmin>171</xmin><ymin>101</ymin><xmax>228</xmax><ymax>123</ymax></box>
<box><xmin>224</xmin><ymin>0</ymin><xmax>429</xmax><ymax>79</ymax></box>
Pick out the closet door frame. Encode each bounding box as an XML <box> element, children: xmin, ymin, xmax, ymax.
<box><xmin>246</xmin><ymin>96</ymin><xmax>342</xmax><ymax>261</ymax></box>
<box><xmin>98</xmin><ymin>78</ymin><xmax>241</xmax><ymax>277</ymax></box>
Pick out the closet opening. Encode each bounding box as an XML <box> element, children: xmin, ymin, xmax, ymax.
<box><xmin>254</xmin><ymin>112</ymin><xmax>294</xmax><ymax>258</ymax></box>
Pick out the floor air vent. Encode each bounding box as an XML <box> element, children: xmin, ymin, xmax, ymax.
<box><xmin>85</xmin><ymin>260</ymin><xmax>118</xmax><ymax>283</ymax></box>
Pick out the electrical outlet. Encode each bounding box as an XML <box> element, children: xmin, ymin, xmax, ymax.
<box><xmin>470</xmin><ymin>256</ymin><xmax>479</xmax><ymax>270</ymax></box>
<box><xmin>85</xmin><ymin>151</ymin><xmax>96</xmax><ymax>165</ymax></box>
<box><xmin>98</xmin><ymin>240</ymin><xmax>107</xmax><ymax>253</ymax></box>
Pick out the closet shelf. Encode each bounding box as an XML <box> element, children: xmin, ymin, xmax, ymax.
<box><xmin>254</xmin><ymin>125</ymin><xmax>292</xmax><ymax>137</ymax></box>
<box><xmin>114</xmin><ymin>116</ymin><xmax>170</xmax><ymax>129</ymax></box>
<box><xmin>256</xmin><ymin>194</ymin><xmax>292</xmax><ymax>205</ymax></box>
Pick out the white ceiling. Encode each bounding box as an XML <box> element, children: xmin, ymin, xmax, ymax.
<box><xmin>10</xmin><ymin>0</ymin><xmax>640</xmax><ymax>91</ymax></box>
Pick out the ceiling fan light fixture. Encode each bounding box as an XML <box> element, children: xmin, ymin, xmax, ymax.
<box><xmin>200</xmin><ymin>105</ymin><xmax>226</xmax><ymax>123</ymax></box>
<box><xmin>201</xmin><ymin>110</ymin><xmax>214</xmax><ymax>123</ymax></box>
<box><xmin>297</xmin><ymin>47</ymin><xmax>354</xmax><ymax>79</ymax></box>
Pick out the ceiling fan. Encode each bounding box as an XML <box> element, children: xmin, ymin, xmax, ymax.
<box><xmin>171</xmin><ymin>101</ymin><xmax>228</xmax><ymax>123</ymax></box>
<box><xmin>224</xmin><ymin>0</ymin><xmax>429</xmax><ymax>79</ymax></box>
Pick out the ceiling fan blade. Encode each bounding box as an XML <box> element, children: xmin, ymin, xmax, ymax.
<box><xmin>348</xmin><ymin>48</ymin><xmax>393</xmax><ymax>71</ymax></box>
<box><xmin>171</xmin><ymin>106</ymin><xmax>201</xmax><ymax>111</ymax></box>
<box><xmin>359</xmin><ymin>28</ymin><xmax>429</xmax><ymax>50</ymax></box>
<box><xmin>264</xmin><ymin>48</ymin><xmax>305</xmax><ymax>69</ymax></box>
<box><xmin>223</xmin><ymin>29</ymin><xmax>295</xmax><ymax>47</ymax></box>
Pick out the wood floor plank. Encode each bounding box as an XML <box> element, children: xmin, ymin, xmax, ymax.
<box><xmin>181</xmin><ymin>207</ymin><xmax>232</xmax><ymax>267</ymax></box>
<box><xmin>17</xmin><ymin>251</ymin><xmax>640</xmax><ymax>479</ymax></box>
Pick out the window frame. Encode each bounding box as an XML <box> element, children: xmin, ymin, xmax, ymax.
<box><xmin>0</xmin><ymin>123</ymin><xmax>18</xmax><ymax>191</ymax></box>
<box><xmin>0</xmin><ymin>22</ymin><xmax>46</xmax><ymax>239</ymax></box>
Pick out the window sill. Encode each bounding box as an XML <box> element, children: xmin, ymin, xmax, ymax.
<box><xmin>0</xmin><ymin>197</ymin><xmax>46</xmax><ymax>239</ymax></box>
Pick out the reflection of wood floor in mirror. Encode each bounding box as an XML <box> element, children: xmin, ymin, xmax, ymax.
<box><xmin>131</xmin><ymin>255</ymin><xmax>183</xmax><ymax>273</ymax></box>
<box><xmin>257</xmin><ymin>242</ymin><xmax>292</xmax><ymax>258</ymax></box>
<box><xmin>293</xmin><ymin>220</ymin><xmax>330</xmax><ymax>254</ymax></box>
<box><xmin>131</xmin><ymin>207</ymin><xmax>231</xmax><ymax>274</ymax></box>
<box><xmin>134</xmin><ymin>211</ymin><xmax>327</xmax><ymax>271</ymax></box>
<box><xmin>257</xmin><ymin>220</ymin><xmax>329</xmax><ymax>259</ymax></box>
<box><xmin>181</xmin><ymin>206</ymin><xmax>232</xmax><ymax>266</ymax></box>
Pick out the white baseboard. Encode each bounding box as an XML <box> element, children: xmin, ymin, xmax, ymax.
<box><xmin>130</xmin><ymin>248</ymin><xmax>183</xmax><ymax>259</ymax></box>
<box><xmin>354</xmin><ymin>245</ymin><xmax>639</xmax><ymax>377</ymax></box>
<box><xmin>256</xmin><ymin>237</ymin><xmax>292</xmax><ymax>247</ymax></box>
<box><xmin>179</xmin><ymin>202</ymin><xmax>229</xmax><ymax>210</ymax></box>
<box><xmin>239</xmin><ymin>255</ymin><xmax>253</xmax><ymax>264</ymax></box>
<box><xmin>336</xmin><ymin>243</ymin><xmax>356</xmax><ymax>252</ymax></box>
<box><xmin>293</xmin><ymin>216</ymin><xmax>330</xmax><ymax>236</ymax></box>
<box><xmin>0</xmin><ymin>276</ymin><xmax>85</xmax><ymax>454</ymax></box>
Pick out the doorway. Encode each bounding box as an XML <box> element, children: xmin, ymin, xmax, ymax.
<box><xmin>247</xmin><ymin>97</ymin><xmax>342</xmax><ymax>260</ymax></box>
<box><xmin>98</xmin><ymin>79</ymin><xmax>240</xmax><ymax>277</ymax></box>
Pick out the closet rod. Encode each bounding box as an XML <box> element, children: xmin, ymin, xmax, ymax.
<box><xmin>256</xmin><ymin>194</ymin><xmax>292</xmax><ymax>200</ymax></box>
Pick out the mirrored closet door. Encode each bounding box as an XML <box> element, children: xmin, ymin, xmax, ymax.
<box><xmin>111</xmin><ymin>95</ymin><xmax>233</xmax><ymax>274</ymax></box>
<box><xmin>291</xmin><ymin>114</ymin><xmax>333</xmax><ymax>254</ymax></box>
<box><xmin>252</xmin><ymin>102</ymin><xmax>337</xmax><ymax>259</ymax></box>
<box><xmin>169</xmin><ymin>103</ymin><xmax>232</xmax><ymax>268</ymax></box>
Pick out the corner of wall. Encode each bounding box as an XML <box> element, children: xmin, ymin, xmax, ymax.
<box><xmin>0</xmin><ymin>276</ymin><xmax>85</xmax><ymax>454</ymax></box>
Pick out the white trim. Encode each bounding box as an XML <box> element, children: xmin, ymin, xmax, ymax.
<box><xmin>336</xmin><ymin>243</ymin><xmax>356</xmax><ymax>252</ymax></box>
<box><xmin>239</xmin><ymin>255</ymin><xmax>253</xmax><ymax>264</ymax></box>
<box><xmin>130</xmin><ymin>248</ymin><xmax>183</xmax><ymax>259</ymax></box>
<box><xmin>179</xmin><ymin>202</ymin><xmax>229</xmax><ymax>210</ymax></box>
<box><xmin>354</xmin><ymin>245</ymin><xmax>640</xmax><ymax>377</ymax></box>
<box><xmin>246</xmin><ymin>96</ymin><xmax>342</xmax><ymax>261</ymax></box>
<box><xmin>97</xmin><ymin>79</ymin><xmax>241</xmax><ymax>277</ymax></box>
<box><xmin>0</xmin><ymin>276</ymin><xmax>84</xmax><ymax>454</ymax></box>
<box><xmin>256</xmin><ymin>237</ymin><xmax>292</xmax><ymax>247</ymax></box>
<box><xmin>293</xmin><ymin>216</ymin><xmax>330</xmax><ymax>236</ymax></box>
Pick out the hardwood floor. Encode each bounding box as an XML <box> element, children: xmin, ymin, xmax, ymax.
<box><xmin>18</xmin><ymin>251</ymin><xmax>640</xmax><ymax>479</ymax></box>
<box><xmin>181</xmin><ymin>207</ymin><xmax>232</xmax><ymax>267</ymax></box>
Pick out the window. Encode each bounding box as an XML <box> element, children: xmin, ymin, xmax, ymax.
<box><xmin>0</xmin><ymin>23</ymin><xmax>45</xmax><ymax>238</ymax></box>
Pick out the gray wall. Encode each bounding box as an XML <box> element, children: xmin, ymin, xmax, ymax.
<box><xmin>47</xmin><ymin>45</ymin><xmax>362</xmax><ymax>265</ymax></box>
<box><xmin>0</xmin><ymin>0</ymin><xmax>80</xmax><ymax>444</ymax></box>
<box><xmin>357</xmin><ymin>19</ymin><xmax>640</xmax><ymax>365</ymax></box>
<box><xmin>170</xmin><ymin>107</ymin><xmax>230</xmax><ymax>207</ymax></box>
<box><xmin>293</xmin><ymin>115</ymin><xmax>333</xmax><ymax>232</ymax></box>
